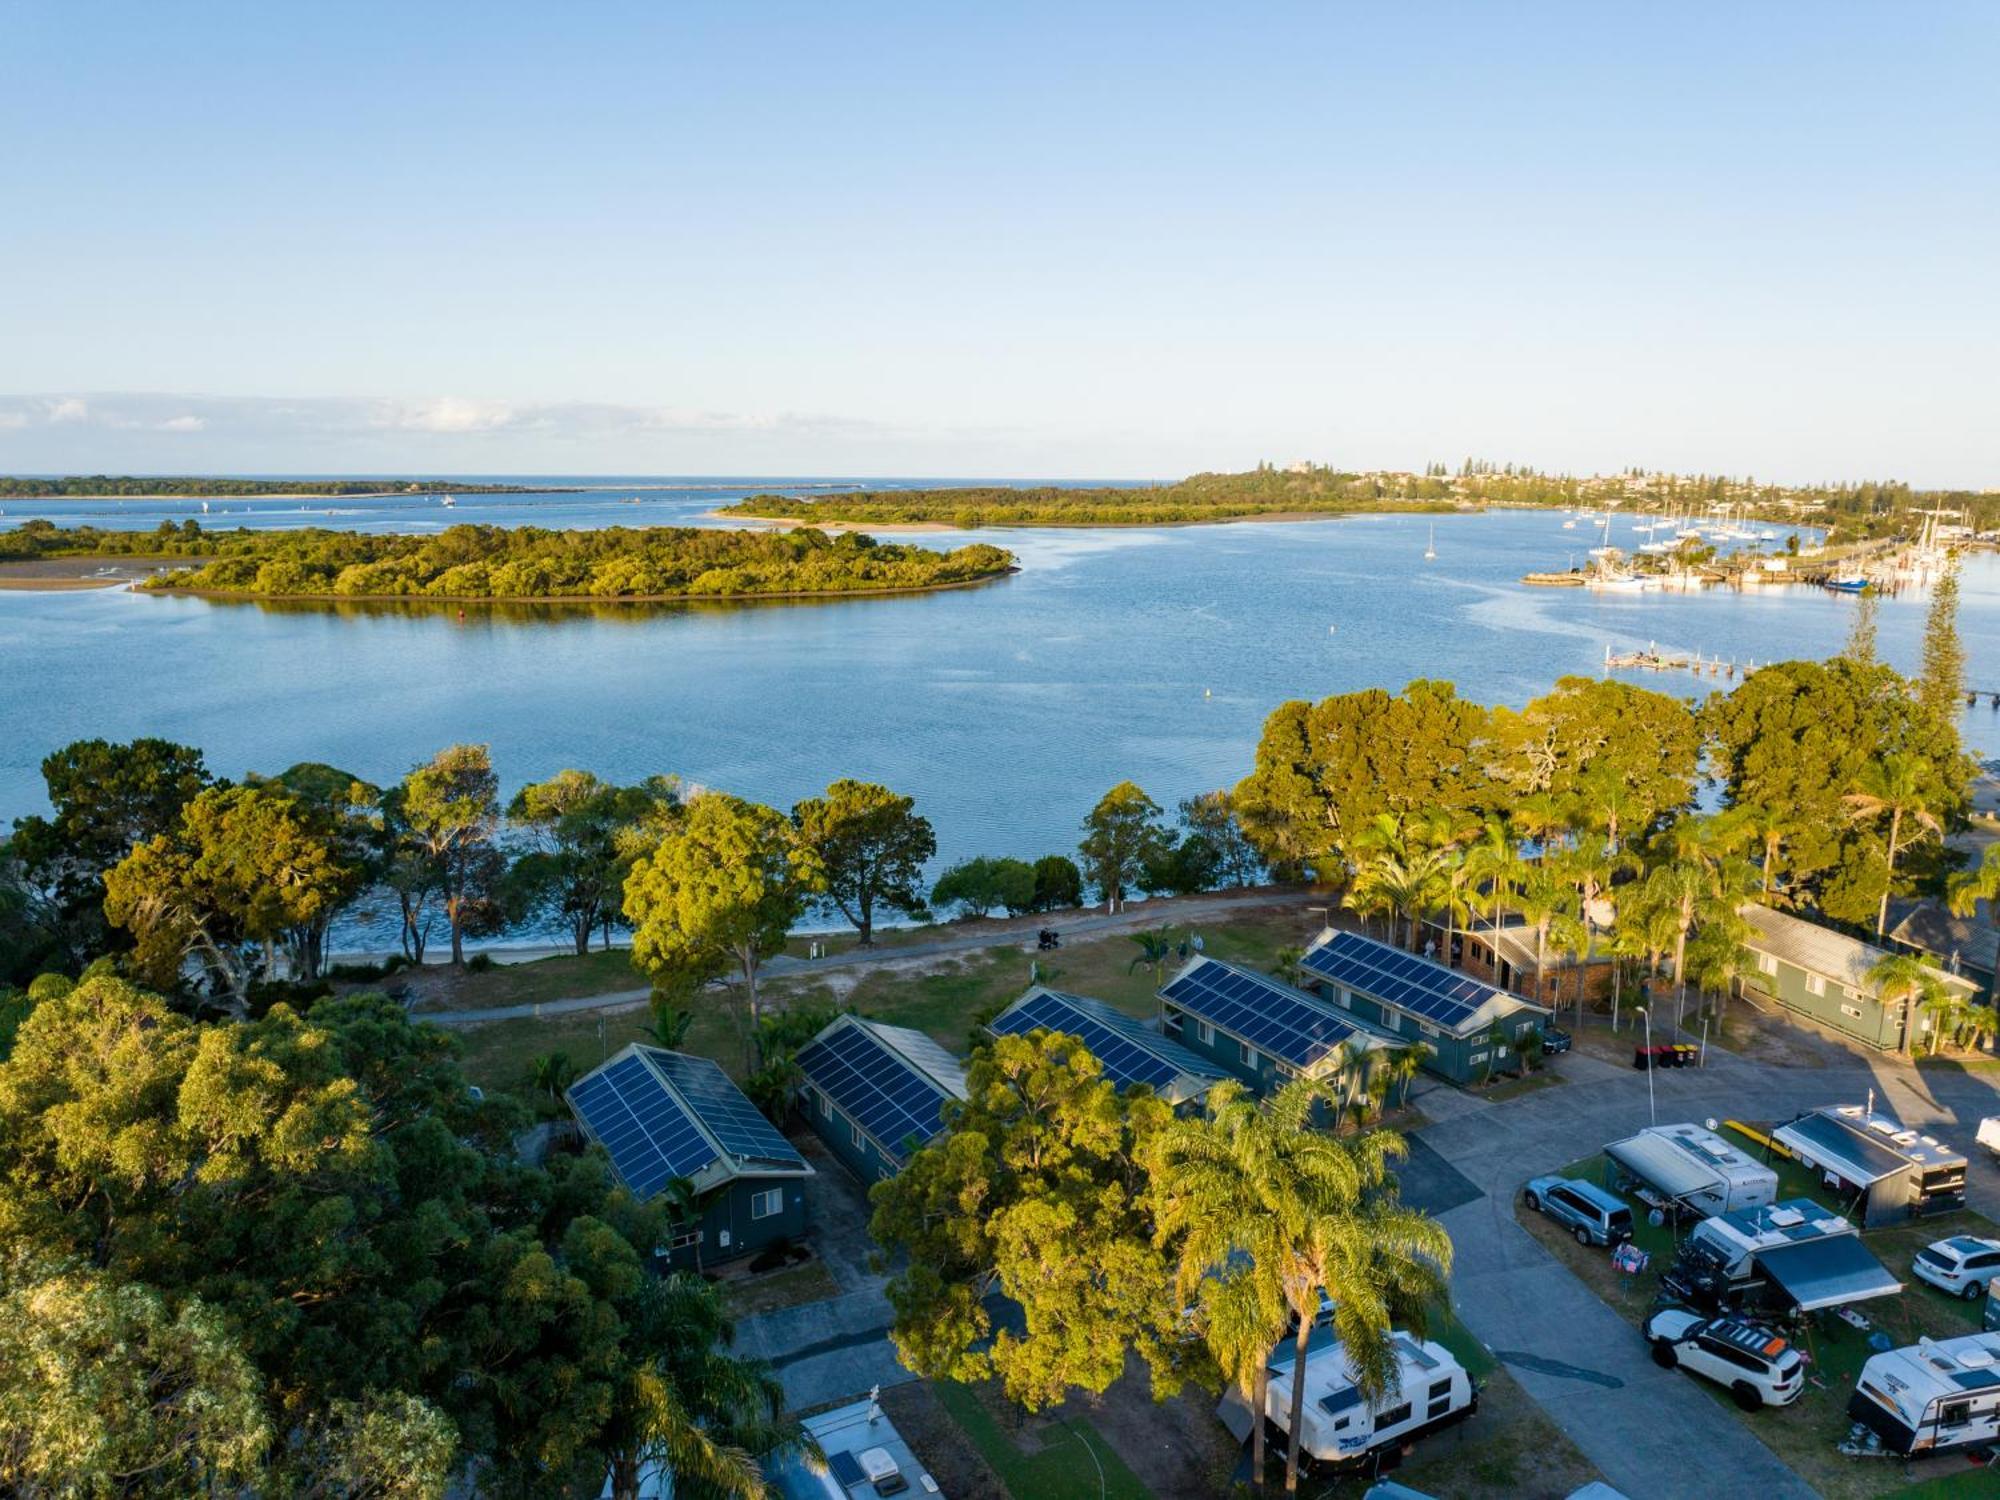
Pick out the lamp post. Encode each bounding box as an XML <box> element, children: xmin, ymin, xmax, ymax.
<box><xmin>1639</xmin><ymin>1006</ymin><xmax>1656</xmax><ymax>1125</ymax></box>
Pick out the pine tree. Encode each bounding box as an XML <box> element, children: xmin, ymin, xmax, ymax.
<box><xmin>1918</xmin><ymin>559</ymin><xmax>1965</xmax><ymax>728</ymax></box>
<box><xmin>1841</xmin><ymin>588</ymin><xmax>1878</xmax><ymax>666</ymax></box>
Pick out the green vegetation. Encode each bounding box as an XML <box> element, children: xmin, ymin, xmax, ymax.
<box><xmin>716</xmin><ymin>462</ymin><xmax>2000</xmax><ymax>533</ymax></box>
<box><xmin>928</xmin><ymin>1381</ymin><xmax>1152</xmax><ymax>1500</ymax></box>
<box><xmin>0</xmin><ymin>518</ymin><xmax>1016</xmax><ymax>601</ymax></box>
<box><xmin>0</xmin><ymin>475</ymin><xmax>541</xmax><ymax>497</ymax></box>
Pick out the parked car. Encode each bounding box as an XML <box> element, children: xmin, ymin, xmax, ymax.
<box><xmin>1523</xmin><ymin>1176</ymin><xmax>1633</xmax><ymax>1247</ymax></box>
<box><xmin>1642</xmin><ymin>1309</ymin><xmax>1804</xmax><ymax>1410</ymax></box>
<box><xmin>1539</xmin><ymin>1025</ymin><xmax>1572</xmax><ymax>1056</ymax></box>
<box><xmin>1911</xmin><ymin>1235</ymin><xmax>2000</xmax><ymax>1300</ymax></box>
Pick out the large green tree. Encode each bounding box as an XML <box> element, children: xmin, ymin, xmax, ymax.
<box><xmin>870</xmin><ymin>1030</ymin><xmax>1189</xmax><ymax>1410</ymax></box>
<box><xmin>1918</xmin><ymin>558</ymin><xmax>1966</xmax><ymax>728</ymax></box>
<box><xmin>1078</xmin><ymin>782</ymin><xmax>1171</xmax><ymax>907</ymax></box>
<box><xmin>394</xmin><ymin>744</ymin><xmax>506</xmax><ymax>966</ymax></box>
<box><xmin>1844</xmin><ymin>752</ymin><xmax>1946</xmax><ymax>937</ymax></box>
<box><xmin>624</xmin><ymin>792</ymin><xmax>812</xmax><ymax>1060</ymax></box>
<box><xmin>1489</xmin><ymin>677</ymin><xmax>1698</xmax><ymax>848</ymax></box>
<box><xmin>102</xmin><ymin>784</ymin><xmax>360</xmax><ymax>1017</ymax></box>
<box><xmin>508</xmin><ymin>771</ymin><xmax>675</xmax><ymax>955</ymax></box>
<box><xmin>790</xmin><ymin>779</ymin><xmax>935</xmax><ymax>946</ymax></box>
<box><xmin>245</xmin><ymin>762</ymin><xmax>384</xmax><ymax>981</ymax></box>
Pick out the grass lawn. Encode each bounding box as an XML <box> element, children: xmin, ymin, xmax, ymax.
<box><xmin>717</xmin><ymin>1261</ymin><xmax>840</xmax><ymax>1319</ymax></box>
<box><xmin>1477</xmin><ymin>1069</ymin><xmax>1564</xmax><ymax>1104</ymax></box>
<box><xmin>931</xmin><ymin>1380</ymin><xmax>1153</xmax><ymax>1500</ymax></box>
<box><xmin>1517</xmin><ymin>1134</ymin><xmax>2000</xmax><ymax>1499</ymax></box>
<box><xmin>398</xmin><ymin>947</ymin><xmax>642</xmax><ymax>1013</ymax></box>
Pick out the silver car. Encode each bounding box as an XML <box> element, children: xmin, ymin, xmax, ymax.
<box><xmin>1523</xmin><ymin>1176</ymin><xmax>1633</xmax><ymax>1247</ymax></box>
<box><xmin>1912</xmin><ymin>1236</ymin><xmax>2000</xmax><ymax>1300</ymax></box>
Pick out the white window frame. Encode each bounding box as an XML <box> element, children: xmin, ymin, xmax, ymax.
<box><xmin>1804</xmin><ymin>973</ymin><xmax>1826</xmax><ymax>997</ymax></box>
<box><xmin>1839</xmin><ymin>1002</ymin><xmax>1864</xmax><ymax>1021</ymax></box>
<box><xmin>750</xmin><ymin>1187</ymin><xmax>784</xmax><ymax>1221</ymax></box>
<box><xmin>818</xmin><ymin>1092</ymin><xmax>831</xmax><ymax>1119</ymax></box>
<box><xmin>1241</xmin><ymin>1039</ymin><xmax>1256</xmax><ymax>1067</ymax></box>
<box><xmin>1756</xmin><ymin>953</ymin><xmax>1777</xmax><ymax>976</ymax></box>
<box><xmin>1197</xmin><ymin>1019</ymin><xmax>1215</xmax><ymax>1046</ymax></box>
<box><xmin>851</xmin><ymin>1120</ymin><xmax>865</xmax><ymax>1151</ymax></box>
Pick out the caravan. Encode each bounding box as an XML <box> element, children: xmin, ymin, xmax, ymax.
<box><xmin>1605</xmin><ymin>1123</ymin><xmax>1778</xmax><ymax>1219</ymax></box>
<box><xmin>1849</xmin><ymin>1332</ymin><xmax>2000</xmax><ymax>1457</ymax></box>
<box><xmin>1662</xmin><ymin>1199</ymin><xmax>1901</xmax><ymax>1314</ymax></box>
<box><xmin>1263</xmin><ymin>1332</ymin><xmax>1476</xmax><ymax>1472</ymax></box>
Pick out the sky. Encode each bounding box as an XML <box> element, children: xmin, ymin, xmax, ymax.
<box><xmin>1</xmin><ymin>2</ymin><xmax>1996</xmax><ymax>483</ymax></box>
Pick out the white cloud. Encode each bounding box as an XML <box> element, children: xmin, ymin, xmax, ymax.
<box><xmin>156</xmin><ymin>415</ymin><xmax>206</xmax><ymax>433</ymax></box>
<box><xmin>45</xmin><ymin>397</ymin><xmax>88</xmax><ymax>423</ymax></box>
<box><xmin>378</xmin><ymin>396</ymin><xmax>519</xmax><ymax>434</ymax></box>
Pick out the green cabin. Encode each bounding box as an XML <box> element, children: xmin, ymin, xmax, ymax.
<box><xmin>1298</xmin><ymin>928</ymin><xmax>1551</xmax><ymax>1085</ymax></box>
<box><xmin>1738</xmin><ymin>903</ymin><xmax>1982</xmax><ymax>1051</ymax></box>
<box><xmin>567</xmin><ymin>1044</ymin><xmax>813</xmax><ymax>1271</ymax></box>
<box><xmin>794</xmin><ymin>1015</ymin><xmax>968</xmax><ymax>1185</ymax></box>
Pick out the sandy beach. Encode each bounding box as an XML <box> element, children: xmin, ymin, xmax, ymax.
<box><xmin>0</xmin><ymin>556</ymin><xmax>175</xmax><ymax>590</ymax></box>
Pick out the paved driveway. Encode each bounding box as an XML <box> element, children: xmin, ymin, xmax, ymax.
<box><xmin>1417</xmin><ymin>1044</ymin><xmax>2000</xmax><ymax>1500</ymax></box>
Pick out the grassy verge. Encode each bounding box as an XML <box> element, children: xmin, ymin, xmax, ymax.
<box><xmin>1516</xmin><ymin>1137</ymin><xmax>1999</xmax><ymax>1499</ymax></box>
<box><xmin>717</xmin><ymin>1261</ymin><xmax>840</xmax><ymax>1319</ymax></box>
<box><xmin>931</xmin><ymin>1381</ymin><xmax>1153</xmax><ymax>1500</ymax></box>
<box><xmin>398</xmin><ymin>947</ymin><xmax>642</xmax><ymax>1013</ymax></box>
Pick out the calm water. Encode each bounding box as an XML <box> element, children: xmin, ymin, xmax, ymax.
<box><xmin>4</xmin><ymin>485</ymin><xmax>1995</xmax><ymax>906</ymax></box>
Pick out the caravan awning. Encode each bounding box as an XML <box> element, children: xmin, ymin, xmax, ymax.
<box><xmin>1606</xmin><ymin>1133</ymin><xmax>1718</xmax><ymax>1203</ymax></box>
<box><xmin>1757</xmin><ymin>1235</ymin><xmax>1902</xmax><ymax>1312</ymax></box>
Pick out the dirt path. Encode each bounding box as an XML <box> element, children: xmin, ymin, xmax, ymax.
<box><xmin>421</xmin><ymin>888</ymin><xmax>1304</xmax><ymax>1027</ymax></box>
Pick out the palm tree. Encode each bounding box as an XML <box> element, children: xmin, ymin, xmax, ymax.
<box><xmin>1184</xmin><ymin>1265</ymin><xmax>1290</xmax><ymax>1491</ymax></box>
<box><xmin>1867</xmin><ymin>952</ymin><xmax>1950</xmax><ymax>1057</ymax></box>
<box><xmin>1461</xmin><ymin>817</ymin><xmax>1526</xmax><ymax>971</ymax></box>
<box><xmin>1273</xmin><ymin>945</ymin><xmax>1307</xmax><ymax>986</ymax></box>
<box><xmin>1734</xmin><ymin>801</ymin><xmax>1799</xmax><ymax>904</ymax></box>
<box><xmin>1948</xmin><ymin>842</ymin><xmax>2000</xmax><ymax>955</ymax></box>
<box><xmin>1845</xmin><ymin>753</ymin><xmax>1944</xmax><ymax>937</ymax></box>
<box><xmin>1920</xmin><ymin>989</ymin><xmax>1968</xmax><ymax>1055</ymax></box>
<box><xmin>1480</xmin><ymin>1018</ymin><xmax>1510</xmax><ymax>1084</ymax></box>
<box><xmin>1150</xmin><ymin>1080</ymin><xmax>1452</xmax><ymax>1497</ymax></box>
<box><xmin>1129</xmin><ymin>925</ymin><xmax>1177</xmax><ymax>989</ymax></box>
<box><xmin>1347</xmin><ymin>846</ymin><xmax>1453</xmax><ymax>953</ymax></box>
<box><xmin>1512</xmin><ymin>791</ymin><xmax>1572</xmax><ymax>861</ymax></box>
<box><xmin>528</xmin><ymin>1050</ymin><xmax>576</xmax><ymax>1106</ymax></box>
<box><xmin>1512</xmin><ymin>863</ymin><xmax>1576</xmax><ymax>1006</ymax></box>
<box><xmin>1335</xmin><ymin>1034</ymin><xmax>1376</xmax><ymax>1128</ymax></box>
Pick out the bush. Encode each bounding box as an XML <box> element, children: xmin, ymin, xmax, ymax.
<box><xmin>464</xmin><ymin>953</ymin><xmax>496</xmax><ymax>973</ymax></box>
<box><xmin>930</xmin><ymin>856</ymin><xmax>1035</xmax><ymax>918</ymax></box>
<box><xmin>1030</xmin><ymin>855</ymin><xmax>1083</xmax><ymax>912</ymax></box>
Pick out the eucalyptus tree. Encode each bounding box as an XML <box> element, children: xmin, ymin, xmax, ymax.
<box><xmin>790</xmin><ymin>779</ymin><xmax>935</xmax><ymax>946</ymax></box>
<box><xmin>395</xmin><ymin>743</ymin><xmax>506</xmax><ymax>966</ymax></box>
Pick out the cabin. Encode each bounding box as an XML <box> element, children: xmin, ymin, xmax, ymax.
<box><xmin>987</xmin><ymin>985</ymin><xmax>1226</xmax><ymax>1108</ymax></box>
<box><xmin>1850</xmin><ymin>1330</ymin><xmax>2000</xmax><ymax>1458</ymax></box>
<box><xmin>566</xmin><ymin>1045</ymin><xmax>812</xmax><ymax>1271</ymax></box>
<box><xmin>794</xmin><ymin>1014</ymin><xmax>968</xmax><ymax>1185</ymax></box>
<box><xmin>1457</xmin><ymin>918</ymin><xmax>1615</xmax><ymax>1006</ymax></box>
<box><xmin>768</xmin><ymin>1396</ymin><xmax>944</xmax><ymax>1499</ymax></box>
<box><xmin>1604</xmin><ymin>1122</ymin><xmax>1778</xmax><ymax>1219</ymax></box>
<box><xmin>1156</xmin><ymin>954</ymin><xmax>1404</xmax><ymax>1101</ymax></box>
<box><xmin>1737</xmin><ymin>903</ymin><xmax>1980</xmax><ymax>1051</ymax></box>
<box><xmin>1298</xmin><ymin>928</ymin><xmax>1552</xmax><ymax>1085</ymax></box>
<box><xmin>1772</xmin><ymin>1105</ymin><xmax>1968</xmax><ymax>1226</ymax></box>
<box><xmin>1889</xmin><ymin>896</ymin><xmax>1997</xmax><ymax>1003</ymax></box>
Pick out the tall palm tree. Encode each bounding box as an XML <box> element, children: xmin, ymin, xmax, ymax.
<box><xmin>1335</xmin><ymin>1034</ymin><xmax>1377</xmax><ymax>1127</ymax></box>
<box><xmin>1461</xmin><ymin>817</ymin><xmax>1526</xmax><ymax>972</ymax></box>
<box><xmin>1129</xmin><ymin>924</ymin><xmax>1177</xmax><ymax>989</ymax></box>
<box><xmin>1845</xmin><ymin>753</ymin><xmax>1945</xmax><ymax>937</ymax></box>
<box><xmin>1151</xmin><ymin>1080</ymin><xmax>1452</xmax><ymax>1497</ymax></box>
<box><xmin>1734</xmin><ymin>801</ymin><xmax>1799</xmax><ymax>904</ymax></box>
<box><xmin>1867</xmin><ymin>952</ymin><xmax>1950</xmax><ymax>1057</ymax></box>
<box><xmin>1187</xmin><ymin>1265</ymin><xmax>1290</xmax><ymax>1491</ymax></box>
<box><xmin>1272</xmin><ymin>945</ymin><xmax>1307</xmax><ymax>987</ymax></box>
<box><xmin>1920</xmin><ymin>989</ymin><xmax>1968</xmax><ymax>1056</ymax></box>
<box><xmin>1512</xmin><ymin>863</ymin><xmax>1577</xmax><ymax>1005</ymax></box>
<box><xmin>1347</xmin><ymin>846</ymin><xmax>1453</xmax><ymax>954</ymax></box>
<box><xmin>528</xmin><ymin>1050</ymin><xmax>576</xmax><ymax>1106</ymax></box>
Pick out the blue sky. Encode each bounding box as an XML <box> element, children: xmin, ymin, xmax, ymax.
<box><xmin>2</xmin><ymin>2</ymin><xmax>1995</xmax><ymax>482</ymax></box>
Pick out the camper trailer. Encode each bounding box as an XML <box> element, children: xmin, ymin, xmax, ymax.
<box><xmin>1773</xmin><ymin>1106</ymin><xmax>1967</xmax><ymax>1225</ymax></box>
<box><xmin>1604</xmin><ymin>1122</ymin><xmax>1778</xmax><ymax>1219</ymax></box>
<box><xmin>1849</xmin><ymin>1331</ymin><xmax>2000</xmax><ymax>1457</ymax></box>
<box><xmin>1662</xmin><ymin>1198</ymin><xmax>1901</xmax><ymax>1314</ymax></box>
<box><xmin>1263</xmin><ymin>1332</ymin><xmax>1475</xmax><ymax>1471</ymax></box>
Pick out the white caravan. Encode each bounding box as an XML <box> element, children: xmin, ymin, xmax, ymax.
<box><xmin>1850</xmin><ymin>1331</ymin><xmax>2000</xmax><ymax>1457</ymax></box>
<box><xmin>1264</xmin><ymin>1332</ymin><xmax>1475</xmax><ymax>1471</ymax></box>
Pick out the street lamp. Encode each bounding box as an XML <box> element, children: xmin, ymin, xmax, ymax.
<box><xmin>1638</xmin><ymin>1006</ymin><xmax>1656</xmax><ymax>1125</ymax></box>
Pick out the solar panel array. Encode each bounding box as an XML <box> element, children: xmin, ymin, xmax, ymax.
<box><xmin>796</xmin><ymin>1022</ymin><xmax>952</xmax><ymax>1161</ymax></box>
<box><xmin>1159</xmin><ymin>958</ymin><xmax>1369</xmax><ymax>1071</ymax></box>
<box><xmin>568</xmin><ymin>1053</ymin><xmax>718</xmax><ymax>1198</ymax></box>
<box><xmin>647</xmin><ymin>1049</ymin><xmax>805</xmax><ymax>1168</ymax></box>
<box><xmin>990</xmin><ymin>990</ymin><xmax>1184</xmax><ymax>1092</ymax></box>
<box><xmin>1301</xmin><ymin>930</ymin><xmax>1508</xmax><ymax>1034</ymax></box>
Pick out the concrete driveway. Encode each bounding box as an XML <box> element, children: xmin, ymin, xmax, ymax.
<box><xmin>1415</xmin><ymin>1043</ymin><xmax>2000</xmax><ymax>1500</ymax></box>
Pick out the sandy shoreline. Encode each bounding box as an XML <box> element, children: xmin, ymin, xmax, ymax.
<box><xmin>0</xmin><ymin>557</ymin><xmax>175</xmax><ymax>590</ymax></box>
<box><xmin>698</xmin><ymin>509</ymin><xmax>956</xmax><ymax>533</ymax></box>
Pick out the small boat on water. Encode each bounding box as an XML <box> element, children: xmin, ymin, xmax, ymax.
<box><xmin>1424</xmin><ymin>524</ymin><xmax>1436</xmax><ymax>561</ymax></box>
<box><xmin>1824</xmin><ymin>576</ymin><xmax>1869</xmax><ymax>593</ymax></box>
<box><xmin>440</xmin><ymin>494</ymin><xmax>456</xmax><ymax>508</ymax></box>
<box><xmin>1585</xmin><ymin>572</ymin><xmax>1652</xmax><ymax>592</ymax></box>
<box><xmin>1561</xmin><ymin>518</ymin><xmax>1577</xmax><ymax>529</ymax></box>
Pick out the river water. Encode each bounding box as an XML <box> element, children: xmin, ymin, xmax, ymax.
<box><xmin>3</xmin><ymin>483</ymin><xmax>1994</xmax><ymax>887</ymax></box>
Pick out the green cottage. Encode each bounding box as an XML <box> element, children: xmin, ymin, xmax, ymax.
<box><xmin>1298</xmin><ymin>928</ymin><xmax>1551</xmax><ymax>1085</ymax></box>
<box><xmin>1738</xmin><ymin>903</ymin><xmax>1982</xmax><ymax>1051</ymax></box>
<box><xmin>793</xmin><ymin>1015</ymin><xmax>968</xmax><ymax>1185</ymax></box>
<box><xmin>566</xmin><ymin>1045</ymin><xmax>813</xmax><ymax>1271</ymax></box>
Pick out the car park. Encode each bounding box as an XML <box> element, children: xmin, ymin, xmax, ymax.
<box><xmin>1523</xmin><ymin>1176</ymin><xmax>1633</xmax><ymax>1247</ymax></box>
<box><xmin>1910</xmin><ymin>1235</ymin><xmax>2000</xmax><ymax>1301</ymax></box>
<box><xmin>1641</xmin><ymin>1309</ymin><xmax>1804</xmax><ymax>1410</ymax></box>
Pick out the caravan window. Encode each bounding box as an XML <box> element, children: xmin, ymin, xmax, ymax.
<box><xmin>1377</xmin><ymin>1401</ymin><xmax>1413</xmax><ymax>1429</ymax></box>
<box><xmin>1940</xmin><ymin>1399</ymin><xmax>1972</xmax><ymax>1428</ymax></box>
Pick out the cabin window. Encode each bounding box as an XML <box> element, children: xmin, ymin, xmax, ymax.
<box><xmin>1756</xmin><ymin>953</ymin><xmax>1777</xmax><ymax>976</ymax></box>
<box><xmin>1469</xmin><ymin>1051</ymin><xmax>1488</xmax><ymax>1065</ymax></box>
<box><xmin>1428</xmin><ymin>1379</ymin><xmax>1453</xmax><ymax>1399</ymax></box>
<box><xmin>851</xmin><ymin>1121</ymin><xmax>865</xmax><ymax>1151</ymax></box>
<box><xmin>1427</xmin><ymin>1394</ymin><xmax>1453</xmax><ymax>1419</ymax></box>
<box><xmin>749</xmin><ymin>1188</ymin><xmax>783</xmax><ymax>1221</ymax></box>
<box><xmin>1804</xmin><ymin>974</ymin><xmax>1826</xmax><ymax>997</ymax></box>
<box><xmin>1197</xmin><ymin>1019</ymin><xmax>1215</xmax><ymax>1046</ymax></box>
<box><xmin>1241</xmin><ymin>1040</ymin><xmax>1256</xmax><ymax>1067</ymax></box>
<box><xmin>816</xmin><ymin>1091</ymin><xmax>830</xmax><ymax>1119</ymax></box>
<box><xmin>1840</xmin><ymin>1003</ymin><xmax>1864</xmax><ymax>1021</ymax></box>
<box><xmin>1377</xmin><ymin>1402</ymin><xmax>1413</xmax><ymax>1429</ymax></box>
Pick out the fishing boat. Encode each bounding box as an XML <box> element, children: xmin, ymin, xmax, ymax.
<box><xmin>1561</xmin><ymin>518</ymin><xmax>1577</xmax><ymax>529</ymax></box>
<box><xmin>1423</xmin><ymin>524</ymin><xmax>1436</xmax><ymax>561</ymax></box>
<box><xmin>1585</xmin><ymin>573</ymin><xmax>1651</xmax><ymax>592</ymax></box>
<box><xmin>1823</xmin><ymin>576</ymin><xmax>1868</xmax><ymax>593</ymax></box>
<box><xmin>440</xmin><ymin>494</ymin><xmax>456</xmax><ymax>508</ymax></box>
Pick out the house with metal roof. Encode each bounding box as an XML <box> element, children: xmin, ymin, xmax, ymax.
<box><xmin>795</xmin><ymin>1014</ymin><xmax>969</xmax><ymax>1184</ymax></box>
<box><xmin>1889</xmin><ymin>896</ymin><xmax>1996</xmax><ymax>1001</ymax></box>
<box><xmin>1297</xmin><ymin>928</ymin><xmax>1551</xmax><ymax>1085</ymax></box>
<box><xmin>1156</xmin><ymin>954</ymin><xmax>1404</xmax><ymax>1098</ymax></box>
<box><xmin>1772</xmin><ymin>1104</ymin><xmax>1968</xmax><ymax>1226</ymax></box>
<box><xmin>566</xmin><ymin>1045</ymin><xmax>813</xmax><ymax>1270</ymax></box>
<box><xmin>987</xmin><ymin>985</ymin><xmax>1226</xmax><ymax>1108</ymax></box>
<box><xmin>1738</xmin><ymin>902</ymin><xmax>1980</xmax><ymax>1051</ymax></box>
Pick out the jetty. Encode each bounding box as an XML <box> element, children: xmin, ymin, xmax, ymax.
<box><xmin>1604</xmin><ymin>644</ymin><xmax>1758</xmax><ymax>680</ymax></box>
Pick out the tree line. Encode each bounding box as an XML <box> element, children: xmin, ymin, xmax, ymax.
<box><xmin>0</xmin><ymin>475</ymin><xmax>540</xmax><ymax>497</ymax></box>
<box><xmin>0</xmin><ymin>519</ymin><xmax>1016</xmax><ymax>602</ymax></box>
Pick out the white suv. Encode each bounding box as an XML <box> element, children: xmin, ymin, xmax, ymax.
<box><xmin>1912</xmin><ymin>1236</ymin><xmax>2000</xmax><ymax>1300</ymax></box>
<box><xmin>1642</xmin><ymin>1309</ymin><xmax>1804</xmax><ymax>1410</ymax></box>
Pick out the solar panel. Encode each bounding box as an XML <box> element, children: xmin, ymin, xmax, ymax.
<box><xmin>647</xmin><ymin>1049</ymin><xmax>806</xmax><ymax>1168</ymax></box>
<box><xmin>568</xmin><ymin>1054</ymin><xmax>718</xmax><ymax>1198</ymax></box>
<box><xmin>990</xmin><ymin>990</ymin><xmax>1184</xmax><ymax>1092</ymax></box>
<box><xmin>796</xmin><ymin>1022</ymin><xmax>952</xmax><ymax>1162</ymax></box>
<box><xmin>1159</xmin><ymin>958</ymin><xmax>1371</xmax><ymax>1071</ymax></box>
<box><xmin>1301</xmin><ymin>930</ymin><xmax>1512</xmax><ymax>1035</ymax></box>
